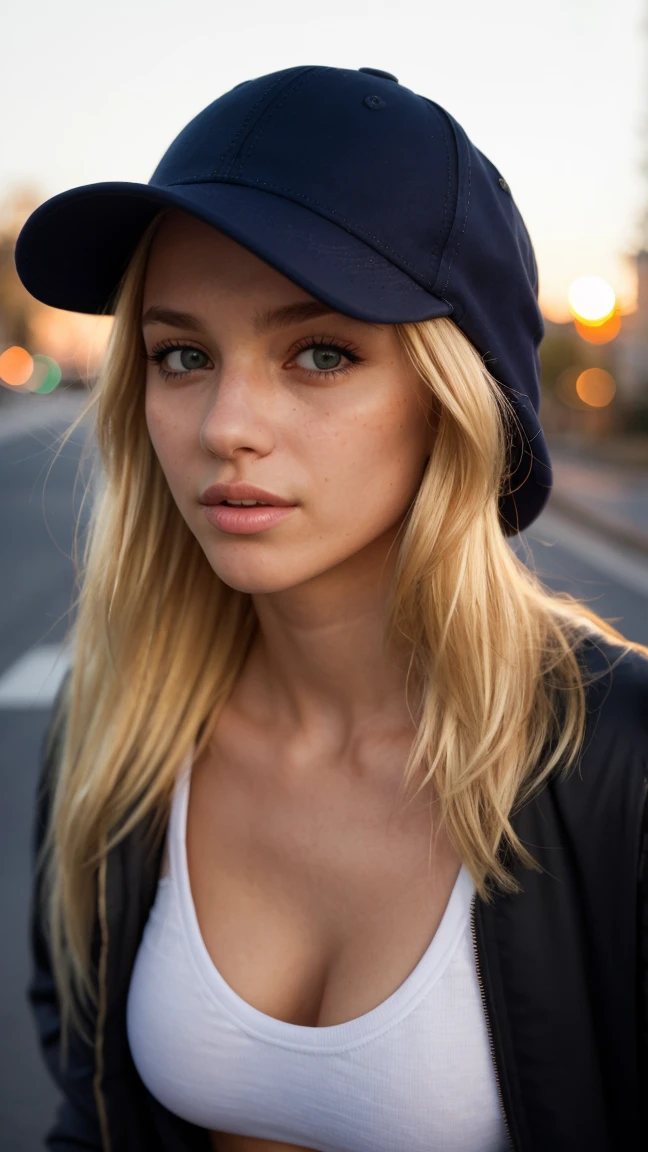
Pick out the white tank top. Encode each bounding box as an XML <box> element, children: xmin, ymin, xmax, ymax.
<box><xmin>127</xmin><ymin>749</ymin><xmax>509</xmax><ymax>1151</ymax></box>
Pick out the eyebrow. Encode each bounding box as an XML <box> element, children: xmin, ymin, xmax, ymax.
<box><xmin>141</xmin><ymin>300</ymin><xmax>339</xmax><ymax>334</ymax></box>
<box><xmin>253</xmin><ymin>301</ymin><xmax>337</xmax><ymax>333</ymax></box>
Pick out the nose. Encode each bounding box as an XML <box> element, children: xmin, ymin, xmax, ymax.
<box><xmin>199</xmin><ymin>360</ymin><xmax>275</xmax><ymax>460</ymax></box>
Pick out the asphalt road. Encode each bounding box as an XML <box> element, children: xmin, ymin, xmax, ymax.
<box><xmin>1</xmin><ymin>390</ymin><xmax>647</xmax><ymax>1150</ymax></box>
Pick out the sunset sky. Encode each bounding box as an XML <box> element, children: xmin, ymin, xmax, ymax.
<box><xmin>2</xmin><ymin>0</ymin><xmax>645</xmax><ymax>322</ymax></box>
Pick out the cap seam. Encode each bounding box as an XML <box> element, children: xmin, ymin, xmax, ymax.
<box><xmin>424</xmin><ymin>109</ymin><xmax>469</xmax><ymax>306</ymax></box>
<box><xmin>434</xmin><ymin>110</ymin><xmax>453</xmax><ymax>285</ymax></box>
<box><xmin>219</xmin><ymin>68</ymin><xmax>318</xmax><ymax>179</ymax></box>
<box><xmin>234</xmin><ymin>70</ymin><xmax>322</xmax><ymax>178</ymax></box>
<box><xmin>441</xmin><ymin>136</ymin><xmax>471</xmax><ymax>297</ymax></box>
<box><xmin>214</xmin><ymin>74</ymin><xmax>289</xmax><ymax>178</ymax></box>
<box><xmin>419</xmin><ymin>98</ymin><xmax>460</xmax><ymax>288</ymax></box>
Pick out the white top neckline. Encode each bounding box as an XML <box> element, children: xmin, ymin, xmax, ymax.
<box><xmin>170</xmin><ymin>749</ymin><xmax>476</xmax><ymax>1054</ymax></box>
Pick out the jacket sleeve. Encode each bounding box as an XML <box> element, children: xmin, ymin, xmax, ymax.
<box><xmin>28</xmin><ymin>668</ymin><xmax>104</xmax><ymax>1150</ymax></box>
<box><xmin>640</xmin><ymin>779</ymin><xmax>648</xmax><ymax>1132</ymax></box>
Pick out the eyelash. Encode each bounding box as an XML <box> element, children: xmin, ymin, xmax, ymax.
<box><xmin>144</xmin><ymin>336</ymin><xmax>364</xmax><ymax>381</ymax></box>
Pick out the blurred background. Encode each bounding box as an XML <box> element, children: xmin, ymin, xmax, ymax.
<box><xmin>2</xmin><ymin>0</ymin><xmax>648</xmax><ymax>1147</ymax></box>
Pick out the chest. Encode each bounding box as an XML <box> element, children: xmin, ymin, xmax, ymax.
<box><xmin>126</xmin><ymin>732</ymin><xmax>500</xmax><ymax>1147</ymax></box>
<box><xmin>183</xmin><ymin>728</ymin><xmax>463</xmax><ymax>1031</ymax></box>
<box><xmin>129</xmin><ymin>725</ymin><xmax>498</xmax><ymax>1152</ymax></box>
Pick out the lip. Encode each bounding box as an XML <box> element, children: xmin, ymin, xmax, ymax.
<box><xmin>202</xmin><ymin>503</ymin><xmax>296</xmax><ymax>535</ymax></box>
<box><xmin>199</xmin><ymin>482</ymin><xmax>294</xmax><ymax>507</ymax></box>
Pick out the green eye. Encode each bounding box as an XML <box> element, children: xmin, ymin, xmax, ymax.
<box><xmin>162</xmin><ymin>348</ymin><xmax>209</xmax><ymax>373</ymax></box>
<box><xmin>295</xmin><ymin>346</ymin><xmax>344</xmax><ymax>372</ymax></box>
<box><xmin>146</xmin><ymin>342</ymin><xmax>211</xmax><ymax>380</ymax></box>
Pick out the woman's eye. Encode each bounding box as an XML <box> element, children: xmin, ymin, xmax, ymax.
<box><xmin>160</xmin><ymin>347</ymin><xmax>209</xmax><ymax>374</ymax></box>
<box><xmin>295</xmin><ymin>346</ymin><xmax>345</xmax><ymax>372</ymax></box>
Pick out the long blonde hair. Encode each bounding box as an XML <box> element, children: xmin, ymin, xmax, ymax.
<box><xmin>39</xmin><ymin>207</ymin><xmax>644</xmax><ymax>1048</ymax></box>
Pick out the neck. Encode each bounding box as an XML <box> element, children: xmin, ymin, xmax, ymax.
<box><xmin>237</xmin><ymin>533</ymin><xmax>420</xmax><ymax>749</ymax></box>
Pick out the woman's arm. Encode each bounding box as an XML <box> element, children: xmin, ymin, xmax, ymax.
<box><xmin>28</xmin><ymin>669</ymin><xmax>104</xmax><ymax>1150</ymax></box>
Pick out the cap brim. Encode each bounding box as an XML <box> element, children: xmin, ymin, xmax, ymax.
<box><xmin>15</xmin><ymin>179</ymin><xmax>454</xmax><ymax>324</ymax></box>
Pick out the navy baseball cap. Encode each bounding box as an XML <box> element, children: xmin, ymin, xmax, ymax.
<box><xmin>14</xmin><ymin>64</ymin><xmax>551</xmax><ymax>534</ymax></box>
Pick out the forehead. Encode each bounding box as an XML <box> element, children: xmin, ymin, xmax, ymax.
<box><xmin>143</xmin><ymin>209</ymin><xmax>315</xmax><ymax>307</ymax></box>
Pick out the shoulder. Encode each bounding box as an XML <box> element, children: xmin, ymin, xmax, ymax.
<box><xmin>519</xmin><ymin>635</ymin><xmax>648</xmax><ymax>885</ymax></box>
<box><xmin>547</xmin><ymin>634</ymin><xmax>648</xmax><ymax>829</ymax></box>
<box><xmin>576</xmin><ymin>633</ymin><xmax>648</xmax><ymax>752</ymax></box>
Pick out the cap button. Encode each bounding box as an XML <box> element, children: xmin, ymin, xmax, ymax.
<box><xmin>358</xmin><ymin>67</ymin><xmax>399</xmax><ymax>83</ymax></box>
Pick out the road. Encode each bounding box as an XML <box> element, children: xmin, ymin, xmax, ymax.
<box><xmin>1</xmin><ymin>389</ymin><xmax>648</xmax><ymax>1149</ymax></box>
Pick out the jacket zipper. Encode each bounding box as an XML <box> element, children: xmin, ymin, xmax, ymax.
<box><xmin>93</xmin><ymin>852</ymin><xmax>112</xmax><ymax>1152</ymax></box>
<box><xmin>470</xmin><ymin>891</ymin><xmax>515</xmax><ymax>1150</ymax></box>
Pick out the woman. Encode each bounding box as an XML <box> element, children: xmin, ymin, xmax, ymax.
<box><xmin>16</xmin><ymin>65</ymin><xmax>648</xmax><ymax>1152</ymax></box>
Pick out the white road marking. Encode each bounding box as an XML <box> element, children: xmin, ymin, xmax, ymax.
<box><xmin>0</xmin><ymin>644</ymin><xmax>73</xmax><ymax>708</ymax></box>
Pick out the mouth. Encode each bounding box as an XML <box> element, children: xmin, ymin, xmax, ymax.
<box><xmin>199</xmin><ymin>483</ymin><xmax>295</xmax><ymax>507</ymax></box>
<box><xmin>218</xmin><ymin>499</ymin><xmax>273</xmax><ymax>507</ymax></box>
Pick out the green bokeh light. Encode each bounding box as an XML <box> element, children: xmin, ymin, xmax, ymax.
<box><xmin>32</xmin><ymin>354</ymin><xmax>62</xmax><ymax>394</ymax></box>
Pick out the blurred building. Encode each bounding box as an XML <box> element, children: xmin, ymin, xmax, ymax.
<box><xmin>615</xmin><ymin>249</ymin><xmax>648</xmax><ymax>403</ymax></box>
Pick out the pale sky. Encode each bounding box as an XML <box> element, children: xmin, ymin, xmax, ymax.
<box><xmin>2</xmin><ymin>0</ymin><xmax>646</xmax><ymax>321</ymax></box>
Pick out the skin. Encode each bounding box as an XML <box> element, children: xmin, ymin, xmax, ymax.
<box><xmin>142</xmin><ymin>210</ymin><xmax>461</xmax><ymax>1152</ymax></box>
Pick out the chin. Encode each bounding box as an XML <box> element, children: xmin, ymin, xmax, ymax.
<box><xmin>203</xmin><ymin>555</ymin><xmax>307</xmax><ymax>596</ymax></box>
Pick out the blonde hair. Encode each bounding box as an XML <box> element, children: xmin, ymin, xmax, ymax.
<box><xmin>39</xmin><ymin>207</ymin><xmax>644</xmax><ymax>1051</ymax></box>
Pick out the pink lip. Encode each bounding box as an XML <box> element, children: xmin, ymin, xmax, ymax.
<box><xmin>200</xmin><ymin>481</ymin><xmax>293</xmax><ymax>506</ymax></box>
<box><xmin>202</xmin><ymin>503</ymin><xmax>296</xmax><ymax>535</ymax></box>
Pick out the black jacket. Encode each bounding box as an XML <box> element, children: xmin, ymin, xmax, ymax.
<box><xmin>29</xmin><ymin>636</ymin><xmax>648</xmax><ymax>1151</ymax></box>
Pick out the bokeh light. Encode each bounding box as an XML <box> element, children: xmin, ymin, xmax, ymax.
<box><xmin>30</xmin><ymin>354</ymin><xmax>62</xmax><ymax>393</ymax></box>
<box><xmin>575</xmin><ymin>367</ymin><xmax>616</xmax><ymax>408</ymax></box>
<box><xmin>568</xmin><ymin>276</ymin><xmax>616</xmax><ymax>324</ymax></box>
<box><xmin>573</xmin><ymin>311</ymin><xmax>621</xmax><ymax>344</ymax></box>
<box><xmin>0</xmin><ymin>347</ymin><xmax>63</xmax><ymax>393</ymax></box>
<box><xmin>0</xmin><ymin>345</ymin><xmax>34</xmax><ymax>387</ymax></box>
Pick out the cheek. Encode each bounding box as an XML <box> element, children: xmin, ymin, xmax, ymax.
<box><xmin>144</xmin><ymin>387</ymin><xmax>190</xmax><ymax>495</ymax></box>
<box><xmin>144</xmin><ymin>386</ymin><xmax>166</xmax><ymax>448</ymax></box>
<box><xmin>309</xmin><ymin>389</ymin><xmax>430</xmax><ymax>529</ymax></box>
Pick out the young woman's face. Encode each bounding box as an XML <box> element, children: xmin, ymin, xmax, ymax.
<box><xmin>143</xmin><ymin>210</ymin><xmax>436</xmax><ymax>595</ymax></box>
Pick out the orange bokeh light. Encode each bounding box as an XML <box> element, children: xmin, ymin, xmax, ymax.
<box><xmin>0</xmin><ymin>345</ymin><xmax>34</xmax><ymax>386</ymax></box>
<box><xmin>573</xmin><ymin>310</ymin><xmax>621</xmax><ymax>344</ymax></box>
<box><xmin>575</xmin><ymin>368</ymin><xmax>616</xmax><ymax>408</ymax></box>
<box><xmin>568</xmin><ymin>276</ymin><xmax>616</xmax><ymax>323</ymax></box>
